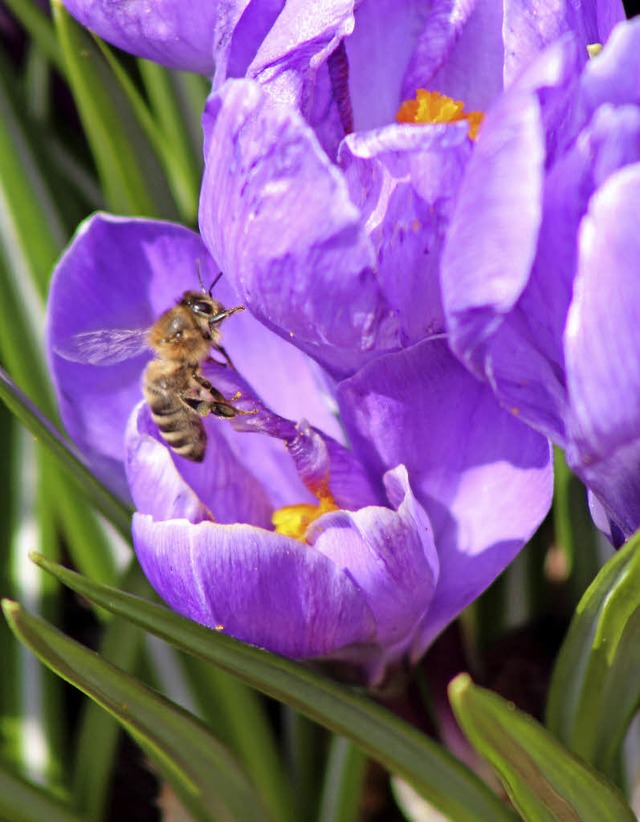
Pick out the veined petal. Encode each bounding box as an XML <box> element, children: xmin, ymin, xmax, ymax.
<box><xmin>247</xmin><ymin>0</ymin><xmax>354</xmax><ymax>95</ymax></box>
<box><xmin>578</xmin><ymin>14</ymin><xmax>640</xmax><ymax>114</ymax></box>
<box><xmin>503</xmin><ymin>0</ymin><xmax>624</xmax><ymax>88</ymax></box>
<box><xmin>441</xmin><ymin>37</ymin><xmax>583</xmax><ymax>442</ymax></box>
<box><xmin>565</xmin><ymin>163</ymin><xmax>640</xmax><ymax>537</ymax></box>
<box><xmin>339</xmin><ymin>122</ymin><xmax>471</xmax><ymax>346</ymax></box>
<box><xmin>212</xmin><ymin>0</ymin><xmax>282</xmax><ymax>88</ymax></box>
<box><xmin>440</xmin><ymin>87</ymin><xmax>545</xmax><ymax>373</ymax></box>
<box><xmin>62</xmin><ymin>0</ymin><xmax>220</xmax><ymax>74</ymax></box>
<box><xmin>200</xmin><ymin>79</ymin><xmax>398</xmax><ymax>370</ymax></box>
<box><xmin>46</xmin><ymin>213</ymin><xmax>343</xmax><ymax>497</ymax></box>
<box><xmin>338</xmin><ymin>338</ymin><xmax>553</xmax><ymax>653</ymax></box>
<box><xmin>403</xmin><ymin>0</ymin><xmax>502</xmax><ymax>112</ymax></box>
<box><xmin>46</xmin><ymin>214</ymin><xmax>214</xmax><ymax>498</ymax></box>
<box><xmin>133</xmin><ymin>513</ymin><xmax>376</xmax><ymax>658</ymax></box>
<box><xmin>126</xmin><ymin>403</ymin><xmax>275</xmax><ymax>528</ymax></box>
<box><xmin>347</xmin><ymin>0</ymin><xmax>429</xmax><ymax>131</ymax></box>
<box><xmin>309</xmin><ymin>465</ymin><xmax>439</xmax><ymax>681</ymax></box>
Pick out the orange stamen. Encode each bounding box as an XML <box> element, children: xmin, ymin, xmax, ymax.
<box><xmin>396</xmin><ymin>89</ymin><xmax>484</xmax><ymax>140</ymax></box>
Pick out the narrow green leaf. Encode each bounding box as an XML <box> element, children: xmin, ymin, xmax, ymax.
<box><xmin>546</xmin><ymin>529</ymin><xmax>640</xmax><ymax>782</ymax></box>
<box><xmin>169</xmin><ymin>71</ymin><xmax>210</xmax><ymax>158</ymax></box>
<box><xmin>449</xmin><ymin>674</ymin><xmax>634</xmax><ymax>822</ymax></box>
<box><xmin>138</xmin><ymin>59</ymin><xmax>202</xmax><ymax>222</ymax></box>
<box><xmin>1</xmin><ymin>0</ymin><xmax>64</xmax><ymax>73</ymax></box>
<box><xmin>0</xmin><ymin>763</ymin><xmax>79</xmax><ymax>822</ymax></box>
<box><xmin>33</xmin><ymin>556</ymin><xmax>517</xmax><ymax>822</ymax></box>
<box><xmin>0</xmin><ymin>367</ymin><xmax>132</xmax><ymax>540</ymax></box>
<box><xmin>552</xmin><ymin>448</ymin><xmax>601</xmax><ymax>605</ymax></box>
<box><xmin>2</xmin><ymin>432</ymin><xmax>67</xmax><ymax>791</ymax></box>
<box><xmin>0</xmin><ymin>48</ymin><xmax>65</xmax><ymax>298</ymax></box>
<box><xmin>283</xmin><ymin>708</ymin><xmax>325</xmax><ymax>820</ymax></box>
<box><xmin>3</xmin><ymin>601</ymin><xmax>272</xmax><ymax>822</ymax></box>
<box><xmin>71</xmin><ymin>562</ymin><xmax>152</xmax><ymax>822</ymax></box>
<box><xmin>51</xmin><ymin>0</ymin><xmax>177</xmax><ymax>218</ymax></box>
<box><xmin>179</xmin><ymin>653</ymin><xmax>295</xmax><ymax>822</ymax></box>
<box><xmin>318</xmin><ymin>737</ymin><xmax>367</xmax><ymax>822</ymax></box>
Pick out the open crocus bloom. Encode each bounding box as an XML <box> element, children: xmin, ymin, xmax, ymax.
<box><xmin>197</xmin><ymin>0</ymin><xmax>623</xmax><ymax>378</ymax></box>
<box><xmin>60</xmin><ymin>0</ymin><xmax>624</xmax><ymax>115</ymax></box>
<box><xmin>47</xmin><ymin>214</ymin><xmax>552</xmax><ymax>684</ymax></box>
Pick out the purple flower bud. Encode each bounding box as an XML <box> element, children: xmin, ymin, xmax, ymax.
<box><xmin>440</xmin><ymin>18</ymin><xmax>640</xmax><ymax>539</ymax></box>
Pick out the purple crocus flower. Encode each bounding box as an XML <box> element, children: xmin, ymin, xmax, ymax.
<box><xmin>440</xmin><ymin>18</ymin><xmax>640</xmax><ymax>541</ymax></box>
<box><xmin>47</xmin><ymin>214</ymin><xmax>552</xmax><ymax>683</ymax></box>
<box><xmin>60</xmin><ymin>0</ymin><xmax>624</xmax><ymax>105</ymax></box>
<box><xmin>197</xmin><ymin>0</ymin><xmax>624</xmax><ymax>379</ymax></box>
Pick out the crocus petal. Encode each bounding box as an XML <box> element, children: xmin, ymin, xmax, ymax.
<box><xmin>133</xmin><ymin>513</ymin><xmax>376</xmax><ymax>658</ymax></box>
<box><xmin>337</xmin><ymin>338</ymin><xmax>553</xmax><ymax>654</ymax></box>
<box><xmin>575</xmin><ymin>13</ymin><xmax>640</xmax><ymax>115</ymax></box>
<box><xmin>200</xmin><ymin>79</ymin><xmax>398</xmax><ymax>370</ymax></box>
<box><xmin>46</xmin><ymin>214</ymin><xmax>214</xmax><ymax>497</ymax></box>
<box><xmin>339</xmin><ymin>122</ymin><xmax>471</xmax><ymax>345</ymax></box>
<box><xmin>403</xmin><ymin>0</ymin><xmax>503</xmax><ymax>111</ymax></box>
<box><xmin>47</xmin><ymin>213</ymin><xmax>344</xmax><ymax>496</ymax></box>
<box><xmin>126</xmin><ymin>402</ymin><xmax>275</xmax><ymax>528</ymax></box>
<box><xmin>565</xmin><ymin>164</ymin><xmax>640</xmax><ymax>537</ymax></box>
<box><xmin>247</xmin><ymin>0</ymin><xmax>354</xmax><ymax>96</ymax></box>
<box><xmin>503</xmin><ymin>0</ymin><xmax>625</xmax><ymax>88</ymax></box>
<box><xmin>441</xmin><ymin>38</ymin><xmax>584</xmax><ymax>442</ymax></box>
<box><xmin>309</xmin><ymin>465</ymin><xmax>439</xmax><ymax>681</ymax></box>
<box><xmin>195</xmin><ymin>361</ymin><xmax>382</xmax><ymax>510</ymax></box>
<box><xmin>62</xmin><ymin>0</ymin><xmax>220</xmax><ymax>73</ymax></box>
<box><xmin>440</xmin><ymin>88</ymin><xmax>545</xmax><ymax>364</ymax></box>
<box><xmin>347</xmin><ymin>0</ymin><xmax>428</xmax><ymax>130</ymax></box>
<box><xmin>212</xmin><ymin>0</ymin><xmax>282</xmax><ymax>87</ymax></box>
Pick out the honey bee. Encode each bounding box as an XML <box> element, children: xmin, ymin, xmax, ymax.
<box><xmin>57</xmin><ymin>271</ymin><xmax>249</xmax><ymax>462</ymax></box>
<box><xmin>143</xmin><ymin>283</ymin><xmax>248</xmax><ymax>462</ymax></box>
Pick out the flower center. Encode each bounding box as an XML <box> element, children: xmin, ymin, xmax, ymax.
<box><xmin>272</xmin><ymin>484</ymin><xmax>339</xmax><ymax>542</ymax></box>
<box><xmin>396</xmin><ymin>89</ymin><xmax>484</xmax><ymax>140</ymax></box>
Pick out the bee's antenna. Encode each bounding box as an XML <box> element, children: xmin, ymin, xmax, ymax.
<box><xmin>207</xmin><ymin>271</ymin><xmax>224</xmax><ymax>297</ymax></box>
<box><xmin>196</xmin><ymin>260</ymin><xmax>224</xmax><ymax>296</ymax></box>
<box><xmin>196</xmin><ymin>259</ymin><xmax>206</xmax><ymax>293</ymax></box>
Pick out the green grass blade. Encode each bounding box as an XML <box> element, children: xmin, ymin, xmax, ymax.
<box><xmin>546</xmin><ymin>529</ymin><xmax>640</xmax><ymax>783</ymax></box>
<box><xmin>553</xmin><ymin>448</ymin><xmax>601</xmax><ymax>605</ymax></box>
<box><xmin>0</xmin><ymin>48</ymin><xmax>65</xmax><ymax>300</ymax></box>
<box><xmin>178</xmin><ymin>652</ymin><xmax>295</xmax><ymax>822</ymax></box>
<box><xmin>4</xmin><ymin>601</ymin><xmax>273</xmax><ymax>822</ymax></box>
<box><xmin>51</xmin><ymin>0</ymin><xmax>177</xmax><ymax>218</ymax></box>
<box><xmin>2</xmin><ymin>0</ymin><xmax>64</xmax><ymax>73</ymax></box>
<box><xmin>32</xmin><ymin>556</ymin><xmax>517</xmax><ymax>822</ymax></box>
<box><xmin>318</xmin><ymin>737</ymin><xmax>367</xmax><ymax>822</ymax></box>
<box><xmin>138</xmin><ymin>60</ymin><xmax>203</xmax><ymax>222</ymax></box>
<box><xmin>71</xmin><ymin>561</ymin><xmax>152</xmax><ymax>822</ymax></box>
<box><xmin>450</xmin><ymin>674</ymin><xmax>634</xmax><ymax>822</ymax></box>
<box><xmin>0</xmin><ymin>367</ymin><xmax>131</xmax><ymax>539</ymax></box>
<box><xmin>90</xmin><ymin>44</ymin><xmax>203</xmax><ymax>224</ymax></box>
<box><xmin>0</xmin><ymin>763</ymin><xmax>79</xmax><ymax>822</ymax></box>
<box><xmin>283</xmin><ymin>708</ymin><xmax>325</xmax><ymax>820</ymax></box>
<box><xmin>1</xmin><ymin>431</ymin><xmax>67</xmax><ymax>791</ymax></box>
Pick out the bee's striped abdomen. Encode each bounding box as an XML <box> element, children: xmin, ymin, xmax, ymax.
<box><xmin>143</xmin><ymin>361</ymin><xmax>206</xmax><ymax>462</ymax></box>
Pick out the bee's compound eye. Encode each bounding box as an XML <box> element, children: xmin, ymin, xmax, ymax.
<box><xmin>192</xmin><ymin>300</ymin><xmax>213</xmax><ymax>316</ymax></box>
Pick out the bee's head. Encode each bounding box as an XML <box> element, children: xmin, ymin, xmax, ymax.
<box><xmin>181</xmin><ymin>290</ymin><xmax>244</xmax><ymax>333</ymax></box>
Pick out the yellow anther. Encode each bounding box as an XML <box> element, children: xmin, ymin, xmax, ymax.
<box><xmin>396</xmin><ymin>89</ymin><xmax>484</xmax><ymax>140</ymax></box>
<box><xmin>272</xmin><ymin>491</ymin><xmax>339</xmax><ymax>542</ymax></box>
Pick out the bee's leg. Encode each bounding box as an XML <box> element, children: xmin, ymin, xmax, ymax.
<box><xmin>184</xmin><ymin>372</ymin><xmax>256</xmax><ymax>418</ymax></box>
<box><xmin>207</xmin><ymin>344</ymin><xmax>235</xmax><ymax>369</ymax></box>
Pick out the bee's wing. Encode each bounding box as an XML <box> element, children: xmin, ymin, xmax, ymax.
<box><xmin>54</xmin><ymin>328</ymin><xmax>149</xmax><ymax>366</ymax></box>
